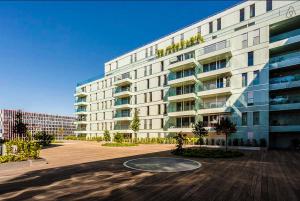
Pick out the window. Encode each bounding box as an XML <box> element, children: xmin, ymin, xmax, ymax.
<box><xmin>209</xmin><ymin>22</ymin><xmax>213</xmax><ymax>33</ymax></box>
<box><xmin>134</xmin><ymin>70</ymin><xmax>137</xmax><ymax>79</ymax></box>
<box><xmin>158</xmin><ymin>104</ymin><xmax>161</xmax><ymax>115</ymax></box>
<box><xmin>144</xmin><ymin>93</ymin><xmax>147</xmax><ymax>103</ymax></box>
<box><xmin>253</xmin><ymin>29</ymin><xmax>260</xmax><ymax>45</ymax></box>
<box><xmin>135</xmin><ymin>95</ymin><xmax>137</xmax><ymax>104</ymax></box>
<box><xmin>242</xmin><ymin>112</ymin><xmax>247</xmax><ymax>126</ymax></box>
<box><xmin>253</xmin><ymin>70</ymin><xmax>259</xmax><ymax>85</ymax></box>
<box><xmin>171</xmin><ymin>37</ymin><xmax>174</xmax><ymax>45</ymax></box>
<box><xmin>144</xmin><ymin>120</ymin><xmax>147</xmax><ymax>129</ymax></box>
<box><xmin>134</xmin><ymin>86</ymin><xmax>137</xmax><ymax>92</ymax></box>
<box><xmin>150</xmin><ymin>46</ymin><xmax>153</xmax><ymax>56</ymax></box>
<box><xmin>116</xmin><ymin>61</ymin><xmax>118</xmax><ymax>68</ymax></box>
<box><xmin>240</xmin><ymin>8</ymin><xmax>245</xmax><ymax>22</ymax></box>
<box><xmin>147</xmin><ymin>106</ymin><xmax>150</xmax><ymax>116</ymax></box>
<box><xmin>149</xmin><ymin>64</ymin><xmax>152</xmax><ymax>75</ymax></box>
<box><xmin>253</xmin><ymin>112</ymin><xmax>260</xmax><ymax>125</ymax></box>
<box><xmin>250</xmin><ymin>4</ymin><xmax>255</xmax><ymax>18</ymax></box>
<box><xmin>242</xmin><ymin>33</ymin><xmax>248</xmax><ymax>48</ymax></box>
<box><xmin>217</xmin><ymin>18</ymin><xmax>221</xmax><ymax>31</ymax></box>
<box><xmin>266</xmin><ymin>0</ymin><xmax>272</xmax><ymax>11</ymax></box>
<box><xmin>147</xmin><ymin>79</ymin><xmax>150</xmax><ymax>89</ymax></box>
<box><xmin>248</xmin><ymin>51</ymin><xmax>254</xmax><ymax>66</ymax></box>
<box><xmin>242</xmin><ymin>73</ymin><xmax>248</xmax><ymax>87</ymax></box>
<box><xmin>197</xmin><ymin>26</ymin><xmax>201</xmax><ymax>34</ymax></box>
<box><xmin>134</xmin><ymin>53</ymin><xmax>137</xmax><ymax>62</ymax></box>
<box><xmin>161</xmin><ymin>90</ymin><xmax>164</xmax><ymax>100</ymax></box>
<box><xmin>163</xmin><ymin>75</ymin><xmax>167</xmax><ymax>86</ymax></box>
<box><xmin>149</xmin><ymin>119</ymin><xmax>152</xmax><ymax>129</ymax></box>
<box><xmin>144</xmin><ymin>66</ymin><xmax>147</xmax><ymax>76</ymax></box>
<box><xmin>149</xmin><ymin>92</ymin><xmax>152</xmax><ymax>102</ymax></box>
<box><xmin>158</xmin><ymin>76</ymin><xmax>161</xmax><ymax>86</ymax></box>
<box><xmin>161</xmin><ymin>61</ymin><xmax>164</xmax><ymax>71</ymax></box>
<box><xmin>130</xmin><ymin>55</ymin><xmax>133</xmax><ymax>63</ymax></box>
<box><xmin>145</xmin><ymin>48</ymin><xmax>148</xmax><ymax>58</ymax></box>
<box><xmin>164</xmin><ymin>104</ymin><xmax>167</xmax><ymax>115</ymax></box>
<box><xmin>180</xmin><ymin>33</ymin><xmax>184</xmax><ymax>41</ymax></box>
<box><xmin>247</xmin><ymin>91</ymin><xmax>254</xmax><ymax>106</ymax></box>
<box><xmin>161</xmin><ymin>119</ymin><xmax>164</xmax><ymax>128</ymax></box>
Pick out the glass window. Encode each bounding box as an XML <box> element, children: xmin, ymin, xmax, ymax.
<box><xmin>149</xmin><ymin>92</ymin><xmax>152</xmax><ymax>102</ymax></box>
<box><xmin>247</xmin><ymin>91</ymin><xmax>254</xmax><ymax>106</ymax></box>
<box><xmin>158</xmin><ymin>76</ymin><xmax>161</xmax><ymax>86</ymax></box>
<box><xmin>242</xmin><ymin>112</ymin><xmax>247</xmax><ymax>126</ymax></box>
<box><xmin>250</xmin><ymin>4</ymin><xmax>255</xmax><ymax>18</ymax></box>
<box><xmin>161</xmin><ymin>90</ymin><xmax>164</xmax><ymax>100</ymax></box>
<box><xmin>266</xmin><ymin>0</ymin><xmax>272</xmax><ymax>11</ymax></box>
<box><xmin>149</xmin><ymin>64</ymin><xmax>152</xmax><ymax>75</ymax></box>
<box><xmin>253</xmin><ymin>112</ymin><xmax>260</xmax><ymax>125</ymax></box>
<box><xmin>209</xmin><ymin>22</ymin><xmax>213</xmax><ymax>33</ymax></box>
<box><xmin>217</xmin><ymin>18</ymin><xmax>221</xmax><ymax>31</ymax></box>
<box><xmin>253</xmin><ymin>29</ymin><xmax>260</xmax><ymax>45</ymax></box>
<box><xmin>242</xmin><ymin>73</ymin><xmax>248</xmax><ymax>87</ymax></box>
<box><xmin>253</xmin><ymin>70</ymin><xmax>259</xmax><ymax>85</ymax></box>
<box><xmin>240</xmin><ymin>8</ymin><xmax>245</xmax><ymax>22</ymax></box>
<box><xmin>161</xmin><ymin>119</ymin><xmax>164</xmax><ymax>128</ymax></box>
<box><xmin>248</xmin><ymin>51</ymin><xmax>254</xmax><ymax>66</ymax></box>
<box><xmin>242</xmin><ymin>33</ymin><xmax>248</xmax><ymax>48</ymax></box>
<box><xmin>147</xmin><ymin>79</ymin><xmax>150</xmax><ymax>89</ymax></box>
<box><xmin>144</xmin><ymin>93</ymin><xmax>147</xmax><ymax>103</ymax></box>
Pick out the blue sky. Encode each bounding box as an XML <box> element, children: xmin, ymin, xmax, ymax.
<box><xmin>0</xmin><ymin>1</ymin><xmax>240</xmax><ymax>116</ymax></box>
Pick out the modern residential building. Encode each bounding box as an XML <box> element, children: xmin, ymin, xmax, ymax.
<box><xmin>0</xmin><ymin>109</ymin><xmax>76</xmax><ymax>140</ymax></box>
<box><xmin>74</xmin><ymin>0</ymin><xmax>300</xmax><ymax>148</ymax></box>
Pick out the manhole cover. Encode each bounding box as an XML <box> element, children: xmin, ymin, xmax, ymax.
<box><xmin>123</xmin><ymin>157</ymin><xmax>201</xmax><ymax>172</ymax></box>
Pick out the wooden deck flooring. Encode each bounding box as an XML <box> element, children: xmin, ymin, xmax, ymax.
<box><xmin>0</xmin><ymin>142</ymin><xmax>299</xmax><ymax>201</ymax></box>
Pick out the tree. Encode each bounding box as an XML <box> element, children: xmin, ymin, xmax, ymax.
<box><xmin>214</xmin><ymin>118</ymin><xmax>237</xmax><ymax>151</ymax></box>
<box><xmin>13</xmin><ymin>110</ymin><xmax>28</xmax><ymax>139</ymax></box>
<box><xmin>57</xmin><ymin>128</ymin><xmax>64</xmax><ymax>140</ymax></box>
<box><xmin>114</xmin><ymin>132</ymin><xmax>124</xmax><ymax>143</ymax></box>
<box><xmin>104</xmin><ymin>129</ymin><xmax>111</xmax><ymax>142</ymax></box>
<box><xmin>173</xmin><ymin>132</ymin><xmax>187</xmax><ymax>154</ymax></box>
<box><xmin>192</xmin><ymin>121</ymin><xmax>208</xmax><ymax>147</ymax></box>
<box><xmin>34</xmin><ymin>131</ymin><xmax>54</xmax><ymax>146</ymax></box>
<box><xmin>130</xmin><ymin>108</ymin><xmax>140</xmax><ymax>139</ymax></box>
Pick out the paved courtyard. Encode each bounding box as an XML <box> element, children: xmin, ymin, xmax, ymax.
<box><xmin>0</xmin><ymin>141</ymin><xmax>299</xmax><ymax>201</ymax></box>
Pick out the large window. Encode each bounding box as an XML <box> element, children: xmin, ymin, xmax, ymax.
<box><xmin>242</xmin><ymin>112</ymin><xmax>247</xmax><ymax>126</ymax></box>
<box><xmin>266</xmin><ymin>0</ymin><xmax>272</xmax><ymax>11</ymax></box>
<box><xmin>253</xmin><ymin>70</ymin><xmax>260</xmax><ymax>85</ymax></box>
<box><xmin>209</xmin><ymin>22</ymin><xmax>213</xmax><ymax>33</ymax></box>
<box><xmin>240</xmin><ymin>8</ymin><xmax>245</xmax><ymax>22</ymax></box>
<box><xmin>250</xmin><ymin>4</ymin><xmax>255</xmax><ymax>18</ymax></box>
<box><xmin>253</xmin><ymin>112</ymin><xmax>260</xmax><ymax>125</ymax></box>
<box><xmin>242</xmin><ymin>73</ymin><xmax>248</xmax><ymax>87</ymax></box>
<box><xmin>248</xmin><ymin>51</ymin><xmax>254</xmax><ymax>66</ymax></box>
<box><xmin>217</xmin><ymin>18</ymin><xmax>221</xmax><ymax>31</ymax></box>
<box><xmin>242</xmin><ymin>33</ymin><xmax>248</xmax><ymax>48</ymax></box>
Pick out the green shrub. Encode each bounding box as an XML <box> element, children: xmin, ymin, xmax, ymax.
<box><xmin>172</xmin><ymin>148</ymin><xmax>244</xmax><ymax>158</ymax></box>
<box><xmin>104</xmin><ymin>130</ymin><xmax>111</xmax><ymax>142</ymax></box>
<box><xmin>34</xmin><ymin>131</ymin><xmax>54</xmax><ymax>146</ymax></box>
<box><xmin>114</xmin><ymin>133</ymin><xmax>124</xmax><ymax>143</ymax></box>
<box><xmin>102</xmin><ymin>142</ymin><xmax>137</xmax><ymax>147</ymax></box>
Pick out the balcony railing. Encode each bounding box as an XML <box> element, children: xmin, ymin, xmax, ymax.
<box><xmin>76</xmin><ymin>98</ymin><xmax>87</xmax><ymax>103</ymax></box>
<box><xmin>168</xmin><ymin>123</ymin><xmax>195</xmax><ymax>129</ymax></box>
<box><xmin>115</xmin><ymin>87</ymin><xmax>131</xmax><ymax>94</ymax></box>
<box><xmin>114</xmin><ymin>111</ymin><xmax>131</xmax><ymax>118</ymax></box>
<box><xmin>114</xmin><ymin>125</ymin><xmax>130</xmax><ymax>130</ymax></box>
<box><xmin>169</xmin><ymin>51</ymin><xmax>195</xmax><ymax>65</ymax></box>
<box><xmin>270</xmin><ymin>74</ymin><xmax>300</xmax><ymax>85</ymax></box>
<box><xmin>269</xmin><ymin>51</ymin><xmax>300</xmax><ymax>64</ymax></box>
<box><xmin>202</xmin><ymin>81</ymin><xmax>230</xmax><ymax>91</ymax></box>
<box><xmin>169</xmin><ymin>104</ymin><xmax>195</xmax><ymax>112</ymax></box>
<box><xmin>199</xmin><ymin>40</ymin><xmax>230</xmax><ymax>55</ymax></box>
<box><xmin>169</xmin><ymin>86</ymin><xmax>195</xmax><ymax>97</ymax></box>
<box><xmin>168</xmin><ymin>69</ymin><xmax>195</xmax><ymax>81</ymax></box>
<box><xmin>202</xmin><ymin>59</ymin><xmax>229</xmax><ymax>73</ymax></box>
<box><xmin>114</xmin><ymin>72</ymin><xmax>131</xmax><ymax>82</ymax></box>
<box><xmin>202</xmin><ymin>101</ymin><xmax>228</xmax><ymax>109</ymax></box>
<box><xmin>270</xmin><ymin>95</ymin><xmax>300</xmax><ymax>105</ymax></box>
<box><xmin>76</xmin><ymin>117</ymin><xmax>87</xmax><ymax>121</ymax></box>
<box><xmin>76</xmin><ymin>108</ymin><xmax>87</xmax><ymax>112</ymax></box>
<box><xmin>115</xmin><ymin>98</ymin><xmax>130</xmax><ymax>106</ymax></box>
<box><xmin>270</xmin><ymin>28</ymin><xmax>300</xmax><ymax>43</ymax></box>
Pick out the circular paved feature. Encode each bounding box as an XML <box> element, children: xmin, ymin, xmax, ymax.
<box><xmin>123</xmin><ymin>157</ymin><xmax>201</xmax><ymax>172</ymax></box>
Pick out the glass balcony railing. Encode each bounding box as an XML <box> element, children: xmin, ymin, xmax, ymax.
<box><xmin>169</xmin><ymin>104</ymin><xmax>195</xmax><ymax>112</ymax></box>
<box><xmin>270</xmin><ymin>28</ymin><xmax>300</xmax><ymax>43</ymax></box>
<box><xmin>114</xmin><ymin>72</ymin><xmax>131</xmax><ymax>82</ymax></box>
<box><xmin>114</xmin><ymin>125</ymin><xmax>130</xmax><ymax>130</ymax></box>
<box><xmin>76</xmin><ymin>98</ymin><xmax>87</xmax><ymax>103</ymax></box>
<box><xmin>270</xmin><ymin>74</ymin><xmax>300</xmax><ymax>85</ymax></box>
<box><xmin>76</xmin><ymin>108</ymin><xmax>87</xmax><ymax>112</ymax></box>
<box><xmin>169</xmin><ymin>86</ymin><xmax>195</xmax><ymax>97</ymax></box>
<box><xmin>76</xmin><ymin>117</ymin><xmax>87</xmax><ymax>121</ymax></box>
<box><xmin>270</xmin><ymin>95</ymin><xmax>300</xmax><ymax>105</ymax></box>
<box><xmin>168</xmin><ymin>69</ymin><xmax>195</xmax><ymax>81</ymax></box>
<box><xmin>168</xmin><ymin>123</ymin><xmax>195</xmax><ymax>129</ymax></box>
<box><xmin>115</xmin><ymin>87</ymin><xmax>131</xmax><ymax>94</ymax></box>
<box><xmin>199</xmin><ymin>40</ymin><xmax>230</xmax><ymax>55</ymax></box>
<box><xmin>169</xmin><ymin>51</ymin><xmax>195</xmax><ymax>65</ymax></box>
<box><xmin>115</xmin><ymin>98</ymin><xmax>130</xmax><ymax>106</ymax></box>
<box><xmin>202</xmin><ymin>81</ymin><xmax>230</xmax><ymax>91</ymax></box>
<box><xmin>269</xmin><ymin>51</ymin><xmax>300</xmax><ymax>65</ymax></box>
<box><xmin>202</xmin><ymin>59</ymin><xmax>229</xmax><ymax>73</ymax></box>
<box><xmin>114</xmin><ymin>111</ymin><xmax>131</xmax><ymax>118</ymax></box>
<box><xmin>202</xmin><ymin>101</ymin><xmax>228</xmax><ymax>109</ymax></box>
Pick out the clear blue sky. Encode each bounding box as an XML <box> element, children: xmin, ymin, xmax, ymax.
<box><xmin>0</xmin><ymin>1</ymin><xmax>240</xmax><ymax>116</ymax></box>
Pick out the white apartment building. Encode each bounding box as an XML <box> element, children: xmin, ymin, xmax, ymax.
<box><xmin>74</xmin><ymin>0</ymin><xmax>300</xmax><ymax>148</ymax></box>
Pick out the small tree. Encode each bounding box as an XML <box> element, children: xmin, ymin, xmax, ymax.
<box><xmin>57</xmin><ymin>128</ymin><xmax>64</xmax><ymax>140</ymax></box>
<box><xmin>173</xmin><ymin>132</ymin><xmax>186</xmax><ymax>154</ymax></box>
<box><xmin>130</xmin><ymin>108</ymin><xmax>140</xmax><ymax>139</ymax></box>
<box><xmin>104</xmin><ymin>129</ymin><xmax>111</xmax><ymax>142</ymax></box>
<box><xmin>192</xmin><ymin>121</ymin><xmax>208</xmax><ymax>147</ymax></box>
<box><xmin>114</xmin><ymin>133</ymin><xmax>124</xmax><ymax>143</ymax></box>
<box><xmin>34</xmin><ymin>131</ymin><xmax>54</xmax><ymax>146</ymax></box>
<box><xmin>13</xmin><ymin>110</ymin><xmax>28</xmax><ymax>139</ymax></box>
<box><xmin>214</xmin><ymin>118</ymin><xmax>237</xmax><ymax>151</ymax></box>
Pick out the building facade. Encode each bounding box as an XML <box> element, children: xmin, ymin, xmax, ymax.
<box><xmin>0</xmin><ymin>109</ymin><xmax>76</xmax><ymax>140</ymax></box>
<box><xmin>74</xmin><ymin>0</ymin><xmax>300</xmax><ymax>148</ymax></box>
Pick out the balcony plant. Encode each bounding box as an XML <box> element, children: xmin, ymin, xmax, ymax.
<box><xmin>214</xmin><ymin>118</ymin><xmax>237</xmax><ymax>151</ymax></box>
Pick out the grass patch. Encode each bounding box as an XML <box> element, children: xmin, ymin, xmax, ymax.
<box><xmin>102</xmin><ymin>142</ymin><xmax>138</xmax><ymax>147</ymax></box>
<box><xmin>173</xmin><ymin>148</ymin><xmax>244</xmax><ymax>158</ymax></box>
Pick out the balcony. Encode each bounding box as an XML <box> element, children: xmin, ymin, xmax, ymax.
<box><xmin>75</xmin><ymin>108</ymin><xmax>88</xmax><ymax>114</ymax></box>
<box><xmin>75</xmin><ymin>119</ymin><xmax>88</xmax><ymax>124</ymax></box>
<box><xmin>114</xmin><ymin>124</ymin><xmax>131</xmax><ymax>131</ymax></box>
<box><xmin>74</xmin><ymin>89</ymin><xmax>88</xmax><ymax>97</ymax></box>
<box><xmin>269</xmin><ymin>28</ymin><xmax>300</xmax><ymax>50</ymax></box>
<box><xmin>114</xmin><ymin>87</ymin><xmax>133</xmax><ymax>98</ymax></box>
<box><xmin>74</xmin><ymin>98</ymin><xmax>88</xmax><ymax>106</ymax></box>
<box><xmin>168</xmin><ymin>51</ymin><xmax>198</xmax><ymax>71</ymax></box>
<box><xmin>198</xmin><ymin>40</ymin><xmax>231</xmax><ymax>61</ymax></box>
<box><xmin>198</xmin><ymin>82</ymin><xmax>231</xmax><ymax>98</ymax></box>
<box><xmin>270</xmin><ymin>74</ymin><xmax>300</xmax><ymax>90</ymax></box>
<box><xmin>168</xmin><ymin>118</ymin><xmax>195</xmax><ymax>133</ymax></box>
<box><xmin>269</xmin><ymin>51</ymin><xmax>300</xmax><ymax>71</ymax></box>
<box><xmin>168</xmin><ymin>104</ymin><xmax>196</xmax><ymax>117</ymax></box>
<box><xmin>168</xmin><ymin>86</ymin><xmax>196</xmax><ymax>102</ymax></box>
<box><xmin>198</xmin><ymin>59</ymin><xmax>231</xmax><ymax>80</ymax></box>
<box><xmin>114</xmin><ymin>73</ymin><xmax>133</xmax><ymax>86</ymax></box>
<box><xmin>198</xmin><ymin>101</ymin><xmax>231</xmax><ymax>115</ymax></box>
<box><xmin>114</xmin><ymin>99</ymin><xmax>132</xmax><ymax>109</ymax></box>
<box><xmin>270</xmin><ymin>95</ymin><xmax>300</xmax><ymax>111</ymax></box>
<box><xmin>168</xmin><ymin>69</ymin><xmax>197</xmax><ymax>86</ymax></box>
<box><xmin>114</xmin><ymin>111</ymin><xmax>132</xmax><ymax>121</ymax></box>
